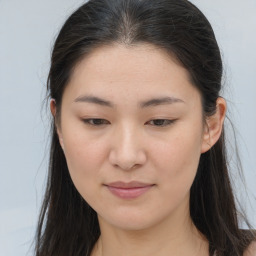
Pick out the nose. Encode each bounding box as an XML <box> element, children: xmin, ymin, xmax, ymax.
<box><xmin>108</xmin><ymin>124</ymin><xmax>147</xmax><ymax>171</ymax></box>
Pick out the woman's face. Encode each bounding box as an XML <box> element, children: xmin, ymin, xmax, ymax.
<box><xmin>56</xmin><ymin>43</ymin><xmax>211</xmax><ymax>231</ymax></box>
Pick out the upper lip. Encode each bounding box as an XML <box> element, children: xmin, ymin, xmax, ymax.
<box><xmin>106</xmin><ymin>181</ymin><xmax>154</xmax><ymax>188</ymax></box>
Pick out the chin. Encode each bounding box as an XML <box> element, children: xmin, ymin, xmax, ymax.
<box><xmin>107</xmin><ymin>219</ymin><xmax>155</xmax><ymax>231</ymax></box>
<box><xmin>98</xmin><ymin>208</ymin><xmax>171</xmax><ymax>232</ymax></box>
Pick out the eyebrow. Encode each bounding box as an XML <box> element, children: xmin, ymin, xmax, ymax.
<box><xmin>74</xmin><ymin>95</ymin><xmax>114</xmax><ymax>107</ymax></box>
<box><xmin>140</xmin><ymin>96</ymin><xmax>184</xmax><ymax>108</ymax></box>
<box><xmin>74</xmin><ymin>95</ymin><xmax>184</xmax><ymax>108</ymax></box>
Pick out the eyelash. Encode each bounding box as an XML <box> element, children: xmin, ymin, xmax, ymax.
<box><xmin>83</xmin><ymin>119</ymin><xmax>110</xmax><ymax>126</ymax></box>
<box><xmin>82</xmin><ymin>118</ymin><xmax>176</xmax><ymax>127</ymax></box>
<box><xmin>146</xmin><ymin>119</ymin><xmax>176</xmax><ymax>127</ymax></box>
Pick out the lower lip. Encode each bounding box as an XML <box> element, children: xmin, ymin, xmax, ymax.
<box><xmin>106</xmin><ymin>185</ymin><xmax>153</xmax><ymax>199</ymax></box>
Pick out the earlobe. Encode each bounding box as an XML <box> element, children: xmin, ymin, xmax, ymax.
<box><xmin>50</xmin><ymin>99</ymin><xmax>65</xmax><ymax>151</ymax></box>
<box><xmin>59</xmin><ymin>137</ymin><xmax>65</xmax><ymax>151</ymax></box>
<box><xmin>50</xmin><ymin>99</ymin><xmax>56</xmax><ymax>117</ymax></box>
<box><xmin>201</xmin><ymin>97</ymin><xmax>226</xmax><ymax>153</ymax></box>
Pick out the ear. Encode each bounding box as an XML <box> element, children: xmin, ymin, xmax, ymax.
<box><xmin>50</xmin><ymin>99</ymin><xmax>65</xmax><ymax>150</ymax></box>
<box><xmin>201</xmin><ymin>97</ymin><xmax>226</xmax><ymax>153</ymax></box>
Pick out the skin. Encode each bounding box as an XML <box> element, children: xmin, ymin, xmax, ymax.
<box><xmin>51</xmin><ymin>43</ymin><xmax>227</xmax><ymax>256</ymax></box>
<box><xmin>245</xmin><ymin>242</ymin><xmax>256</xmax><ymax>256</ymax></box>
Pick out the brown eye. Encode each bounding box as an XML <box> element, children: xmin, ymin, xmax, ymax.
<box><xmin>147</xmin><ymin>119</ymin><xmax>176</xmax><ymax>127</ymax></box>
<box><xmin>82</xmin><ymin>118</ymin><xmax>110</xmax><ymax>126</ymax></box>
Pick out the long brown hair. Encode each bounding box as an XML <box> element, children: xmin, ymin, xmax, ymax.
<box><xmin>35</xmin><ymin>0</ymin><xmax>255</xmax><ymax>255</ymax></box>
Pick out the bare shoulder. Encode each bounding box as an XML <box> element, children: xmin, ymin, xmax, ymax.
<box><xmin>244</xmin><ymin>241</ymin><xmax>256</xmax><ymax>256</ymax></box>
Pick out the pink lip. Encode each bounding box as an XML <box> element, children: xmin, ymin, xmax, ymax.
<box><xmin>105</xmin><ymin>181</ymin><xmax>154</xmax><ymax>199</ymax></box>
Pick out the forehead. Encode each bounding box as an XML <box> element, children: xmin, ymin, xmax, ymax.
<box><xmin>64</xmin><ymin>43</ymin><xmax>199</xmax><ymax>104</ymax></box>
<box><xmin>72</xmin><ymin>43</ymin><xmax>188</xmax><ymax>83</ymax></box>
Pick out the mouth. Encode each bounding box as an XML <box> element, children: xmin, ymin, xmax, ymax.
<box><xmin>104</xmin><ymin>181</ymin><xmax>155</xmax><ymax>199</ymax></box>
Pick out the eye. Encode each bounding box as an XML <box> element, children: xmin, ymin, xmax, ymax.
<box><xmin>82</xmin><ymin>118</ymin><xmax>110</xmax><ymax>126</ymax></box>
<box><xmin>146</xmin><ymin>119</ymin><xmax>176</xmax><ymax>127</ymax></box>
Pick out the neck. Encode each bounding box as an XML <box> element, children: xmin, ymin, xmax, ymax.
<box><xmin>91</xmin><ymin>198</ymin><xmax>209</xmax><ymax>256</ymax></box>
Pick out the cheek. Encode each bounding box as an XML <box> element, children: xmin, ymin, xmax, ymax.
<box><xmin>62</xmin><ymin>135</ymin><xmax>110</xmax><ymax>210</ymax></box>
<box><xmin>151</xmin><ymin>128</ymin><xmax>202</xmax><ymax>194</ymax></box>
<box><xmin>61</xmin><ymin>127</ymin><xmax>108</xmax><ymax>194</ymax></box>
<box><xmin>65</xmin><ymin>138</ymin><xmax>105</xmax><ymax>169</ymax></box>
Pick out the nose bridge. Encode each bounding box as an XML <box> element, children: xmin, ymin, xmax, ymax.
<box><xmin>119</xmin><ymin>122</ymin><xmax>136</xmax><ymax>148</ymax></box>
<box><xmin>109</xmin><ymin>121</ymin><xmax>146</xmax><ymax>170</ymax></box>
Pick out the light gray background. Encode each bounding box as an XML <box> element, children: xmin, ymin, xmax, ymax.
<box><xmin>0</xmin><ymin>1</ymin><xmax>255</xmax><ymax>255</ymax></box>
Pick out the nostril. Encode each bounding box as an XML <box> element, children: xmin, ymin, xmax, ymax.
<box><xmin>108</xmin><ymin>136</ymin><xmax>147</xmax><ymax>170</ymax></box>
<box><xmin>122</xmin><ymin>163</ymin><xmax>140</xmax><ymax>171</ymax></box>
<box><xmin>109</xmin><ymin>150</ymin><xmax>146</xmax><ymax>171</ymax></box>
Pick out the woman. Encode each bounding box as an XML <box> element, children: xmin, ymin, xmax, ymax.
<box><xmin>35</xmin><ymin>0</ymin><xmax>256</xmax><ymax>255</ymax></box>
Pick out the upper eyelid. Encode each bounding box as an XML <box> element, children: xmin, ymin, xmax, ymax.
<box><xmin>82</xmin><ymin>118</ymin><xmax>110</xmax><ymax>125</ymax></box>
<box><xmin>82</xmin><ymin>118</ymin><xmax>176</xmax><ymax>126</ymax></box>
<box><xmin>146</xmin><ymin>119</ymin><xmax>177</xmax><ymax>126</ymax></box>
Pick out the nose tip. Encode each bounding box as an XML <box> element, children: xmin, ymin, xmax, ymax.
<box><xmin>108</xmin><ymin>143</ymin><xmax>147</xmax><ymax>171</ymax></box>
<box><xmin>108</xmin><ymin>124</ymin><xmax>147</xmax><ymax>171</ymax></box>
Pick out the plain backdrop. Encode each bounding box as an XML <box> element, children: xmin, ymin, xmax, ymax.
<box><xmin>0</xmin><ymin>0</ymin><xmax>255</xmax><ymax>255</ymax></box>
